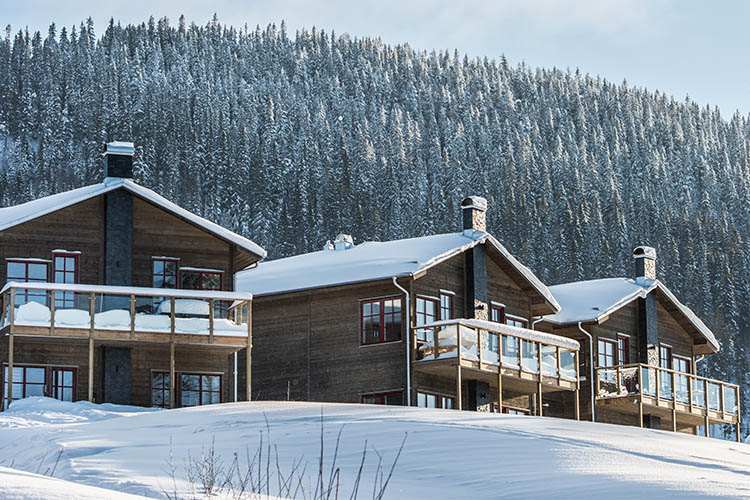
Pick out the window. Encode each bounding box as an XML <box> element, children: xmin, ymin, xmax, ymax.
<box><xmin>3</xmin><ymin>365</ymin><xmax>76</xmax><ymax>409</ymax></box>
<box><xmin>659</xmin><ymin>345</ymin><xmax>673</xmax><ymax>399</ymax></box>
<box><xmin>597</xmin><ymin>339</ymin><xmax>617</xmax><ymax>368</ymax></box>
<box><xmin>416</xmin><ymin>296</ymin><xmax>439</xmax><ymax>342</ymax></box>
<box><xmin>361</xmin><ymin>297</ymin><xmax>402</xmax><ymax>345</ymax></box>
<box><xmin>491</xmin><ymin>303</ymin><xmax>505</xmax><ymax>323</ymax></box>
<box><xmin>6</xmin><ymin>259</ymin><xmax>49</xmax><ymax>306</ymax></box>
<box><xmin>505</xmin><ymin>315</ymin><xmax>527</xmax><ymax>328</ymax></box>
<box><xmin>673</xmin><ymin>355</ymin><xmax>691</xmax><ymax>403</ymax></box>
<box><xmin>181</xmin><ymin>268</ymin><xmax>222</xmax><ymax>290</ymax></box>
<box><xmin>617</xmin><ymin>334</ymin><xmax>630</xmax><ymax>365</ymax></box>
<box><xmin>659</xmin><ymin>345</ymin><xmax>673</xmax><ymax>369</ymax></box>
<box><xmin>152</xmin><ymin>372</ymin><xmax>170</xmax><ymax>408</ymax></box>
<box><xmin>360</xmin><ymin>391</ymin><xmax>403</xmax><ymax>405</ymax></box>
<box><xmin>152</xmin><ymin>258</ymin><xmax>178</xmax><ymax>289</ymax></box>
<box><xmin>417</xmin><ymin>391</ymin><xmax>455</xmax><ymax>409</ymax></box>
<box><xmin>53</xmin><ymin>252</ymin><xmax>79</xmax><ymax>309</ymax></box>
<box><xmin>439</xmin><ymin>291</ymin><xmax>454</xmax><ymax>320</ymax></box>
<box><xmin>180</xmin><ymin>373</ymin><xmax>221</xmax><ymax>407</ymax></box>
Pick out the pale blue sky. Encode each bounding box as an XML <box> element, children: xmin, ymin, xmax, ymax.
<box><xmin>3</xmin><ymin>0</ymin><xmax>749</xmax><ymax>116</ymax></box>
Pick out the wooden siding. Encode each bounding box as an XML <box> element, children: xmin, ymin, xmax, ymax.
<box><xmin>131</xmin><ymin>196</ymin><xmax>233</xmax><ymax>290</ymax></box>
<box><xmin>0</xmin><ymin>197</ymin><xmax>105</xmax><ymax>285</ymax></box>
<box><xmin>486</xmin><ymin>254</ymin><xmax>531</xmax><ymax>322</ymax></box>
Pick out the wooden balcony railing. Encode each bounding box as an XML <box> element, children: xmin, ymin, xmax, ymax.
<box><xmin>595</xmin><ymin>363</ymin><xmax>741</xmax><ymax>440</ymax></box>
<box><xmin>1</xmin><ymin>281</ymin><xmax>252</xmax><ymax>344</ymax></box>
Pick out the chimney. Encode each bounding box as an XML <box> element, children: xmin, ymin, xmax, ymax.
<box><xmin>332</xmin><ymin>233</ymin><xmax>354</xmax><ymax>251</ymax></box>
<box><xmin>633</xmin><ymin>245</ymin><xmax>656</xmax><ymax>284</ymax></box>
<box><xmin>461</xmin><ymin>196</ymin><xmax>488</xmax><ymax>232</ymax></box>
<box><xmin>104</xmin><ymin>141</ymin><xmax>135</xmax><ymax>179</ymax></box>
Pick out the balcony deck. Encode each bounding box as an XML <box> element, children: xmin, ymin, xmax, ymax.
<box><xmin>595</xmin><ymin>364</ymin><xmax>741</xmax><ymax>440</ymax></box>
<box><xmin>1</xmin><ymin>282</ymin><xmax>253</xmax><ymax>409</ymax></box>
<box><xmin>411</xmin><ymin>318</ymin><xmax>581</xmax><ymax>415</ymax></box>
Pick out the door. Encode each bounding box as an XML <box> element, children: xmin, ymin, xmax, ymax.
<box><xmin>672</xmin><ymin>356</ymin><xmax>690</xmax><ymax>403</ymax></box>
<box><xmin>50</xmin><ymin>368</ymin><xmax>75</xmax><ymax>402</ymax></box>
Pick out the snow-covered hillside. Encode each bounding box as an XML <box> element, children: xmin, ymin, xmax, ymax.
<box><xmin>0</xmin><ymin>398</ymin><xmax>748</xmax><ymax>499</ymax></box>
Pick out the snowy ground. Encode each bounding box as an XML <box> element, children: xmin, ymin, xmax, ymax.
<box><xmin>0</xmin><ymin>398</ymin><xmax>749</xmax><ymax>499</ymax></box>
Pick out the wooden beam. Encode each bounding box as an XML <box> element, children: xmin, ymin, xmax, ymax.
<box><xmin>6</xmin><ymin>289</ymin><xmax>14</xmax><ymax>411</ymax></box>
<box><xmin>497</xmin><ymin>370</ymin><xmax>503</xmax><ymax>414</ymax></box>
<box><xmin>208</xmin><ymin>299</ymin><xmax>214</xmax><ymax>344</ymax></box>
<box><xmin>537</xmin><ymin>381</ymin><xmax>543</xmax><ymax>417</ymax></box>
<box><xmin>88</xmin><ymin>292</ymin><xmax>95</xmax><ymax>403</ymax></box>
<box><xmin>574</xmin><ymin>350</ymin><xmax>580</xmax><ymax>421</ymax></box>
<box><xmin>637</xmin><ymin>366</ymin><xmax>643</xmax><ymax>428</ymax></box>
<box><xmin>671</xmin><ymin>371</ymin><xmax>677</xmax><ymax>432</ymax></box>
<box><xmin>170</xmin><ymin>296</ymin><xmax>176</xmax><ymax>409</ymax></box>
<box><xmin>456</xmin><ymin>364</ymin><xmax>462</xmax><ymax>411</ymax></box>
<box><xmin>129</xmin><ymin>295</ymin><xmax>135</xmax><ymax>339</ymax></box>
<box><xmin>246</xmin><ymin>301</ymin><xmax>252</xmax><ymax>403</ymax></box>
<box><xmin>736</xmin><ymin>387</ymin><xmax>742</xmax><ymax>443</ymax></box>
<box><xmin>49</xmin><ymin>291</ymin><xmax>55</xmax><ymax>336</ymax></box>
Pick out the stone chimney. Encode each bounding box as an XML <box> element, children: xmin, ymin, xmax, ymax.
<box><xmin>461</xmin><ymin>196</ymin><xmax>487</xmax><ymax>232</ymax></box>
<box><xmin>104</xmin><ymin>141</ymin><xmax>135</xmax><ymax>179</ymax></box>
<box><xmin>633</xmin><ymin>245</ymin><xmax>656</xmax><ymax>284</ymax></box>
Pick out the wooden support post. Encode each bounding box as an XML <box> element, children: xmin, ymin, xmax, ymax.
<box><xmin>704</xmin><ymin>415</ymin><xmax>710</xmax><ymax>438</ymax></box>
<box><xmin>497</xmin><ymin>369</ymin><xmax>503</xmax><ymax>414</ymax></box>
<box><xmin>720</xmin><ymin>383</ymin><xmax>726</xmax><ymax>421</ymax></box>
<box><xmin>671</xmin><ymin>371</ymin><xmax>677</xmax><ymax>432</ymax></box>
<box><xmin>170</xmin><ymin>296</ymin><xmax>176</xmax><ymax>409</ymax></box>
<box><xmin>456</xmin><ymin>364</ymin><xmax>462</xmax><ymax>411</ymax></box>
<box><xmin>88</xmin><ymin>292</ymin><xmax>95</xmax><ymax>403</ymax></box>
<box><xmin>703</xmin><ymin>379</ymin><xmax>710</xmax><ymax>438</ymax></box>
<box><xmin>477</xmin><ymin>329</ymin><xmax>482</xmax><ymax>370</ymax></box>
<box><xmin>246</xmin><ymin>301</ymin><xmax>252</xmax><ymax>403</ymax></box>
<box><xmin>575</xmin><ymin>351</ymin><xmax>581</xmax><ymax>420</ymax></box>
<box><xmin>208</xmin><ymin>299</ymin><xmax>215</xmax><ymax>344</ymax></box>
<box><xmin>129</xmin><ymin>295</ymin><xmax>135</xmax><ymax>339</ymax></box>
<box><xmin>49</xmin><ymin>290</ymin><xmax>55</xmax><ymax>336</ymax></box>
<box><xmin>433</xmin><ymin>327</ymin><xmax>439</xmax><ymax>360</ymax></box>
<box><xmin>6</xmin><ymin>289</ymin><xmax>15</xmax><ymax>411</ymax></box>
<box><xmin>736</xmin><ymin>387</ymin><xmax>742</xmax><ymax>443</ymax></box>
<box><xmin>556</xmin><ymin>346</ymin><xmax>561</xmax><ymax>385</ymax></box>
<box><xmin>655</xmin><ymin>367</ymin><xmax>660</xmax><ymax>403</ymax></box>
<box><xmin>537</xmin><ymin>381</ymin><xmax>543</xmax><ymax>417</ymax></box>
<box><xmin>616</xmin><ymin>365</ymin><xmax>622</xmax><ymax>395</ymax></box>
<box><xmin>688</xmin><ymin>373</ymin><xmax>694</xmax><ymax>414</ymax></box>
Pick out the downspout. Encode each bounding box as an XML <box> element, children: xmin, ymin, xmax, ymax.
<box><xmin>531</xmin><ymin>317</ymin><xmax>544</xmax><ymax>330</ymax></box>
<box><xmin>577</xmin><ymin>322</ymin><xmax>596</xmax><ymax>423</ymax></box>
<box><xmin>393</xmin><ymin>276</ymin><xmax>411</xmax><ymax>407</ymax></box>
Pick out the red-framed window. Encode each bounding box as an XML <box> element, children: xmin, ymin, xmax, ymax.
<box><xmin>416</xmin><ymin>296</ymin><xmax>439</xmax><ymax>342</ymax></box>
<box><xmin>180</xmin><ymin>269</ymin><xmax>222</xmax><ymax>290</ymax></box>
<box><xmin>597</xmin><ymin>338</ymin><xmax>617</xmax><ymax>368</ymax></box>
<box><xmin>502</xmin><ymin>406</ymin><xmax>530</xmax><ymax>415</ymax></box>
<box><xmin>360</xmin><ymin>391</ymin><xmax>403</xmax><ymax>405</ymax></box>
<box><xmin>505</xmin><ymin>315</ymin><xmax>527</xmax><ymax>328</ymax></box>
<box><xmin>361</xmin><ymin>297</ymin><xmax>402</xmax><ymax>345</ymax></box>
<box><xmin>151</xmin><ymin>371</ymin><xmax>170</xmax><ymax>408</ymax></box>
<box><xmin>659</xmin><ymin>344</ymin><xmax>673</xmax><ymax>369</ymax></box>
<box><xmin>617</xmin><ymin>334</ymin><xmax>630</xmax><ymax>365</ymax></box>
<box><xmin>152</xmin><ymin>258</ymin><xmax>178</xmax><ymax>289</ymax></box>
<box><xmin>439</xmin><ymin>292</ymin><xmax>454</xmax><ymax>320</ymax></box>
<box><xmin>6</xmin><ymin>259</ymin><xmax>49</xmax><ymax>306</ymax></box>
<box><xmin>2</xmin><ymin>365</ymin><xmax>76</xmax><ymax>409</ymax></box>
<box><xmin>673</xmin><ymin>355</ymin><xmax>690</xmax><ymax>374</ymax></box>
<box><xmin>491</xmin><ymin>303</ymin><xmax>505</xmax><ymax>323</ymax></box>
<box><xmin>417</xmin><ymin>391</ymin><xmax>455</xmax><ymax>409</ymax></box>
<box><xmin>53</xmin><ymin>252</ymin><xmax>79</xmax><ymax>309</ymax></box>
<box><xmin>180</xmin><ymin>373</ymin><xmax>221</xmax><ymax>407</ymax></box>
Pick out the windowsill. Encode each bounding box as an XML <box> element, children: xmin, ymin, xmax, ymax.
<box><xmin>360</xmin><ymin>340</ymin><xmax>403</xmax><ymax>348</ymax></box>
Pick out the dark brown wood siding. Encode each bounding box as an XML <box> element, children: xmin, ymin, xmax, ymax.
<box><xmin>486</xmin><ymin>254</ymin><xmax>531</xmax><ymax>322</ymax></box>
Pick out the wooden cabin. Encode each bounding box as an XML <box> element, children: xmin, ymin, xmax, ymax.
<box><xmin>236</xmin><ymin>197</ymin><xmax>582</xmax><ymax>417</ymax></box>
<box><xmin>0</xmin><ymin>142</ymin><xmax>264</xmax><ymax>410</ymax></box>
<box><xmin>538</xmin><ymin>247</ymin><xmax>741</xmax><ymax>440</ymax></box>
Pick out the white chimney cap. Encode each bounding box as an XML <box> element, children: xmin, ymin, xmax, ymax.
<box><xmin>461</xmin><ymin>196</ymin><xmax>488</xmax><ymax>212</ymax></box>
<box><xmin>633</xmin><ymin>245</ymin><xmax>656</xmax><ymax>260</ymax></box>
<box><xmin>104</xmin><ymin>141</ymin><xmax>135</xmax><ymax>156</ymax></box>
<box><xmin>333</xmin><ymin>233</ymin><xmax>354</xmax><ymax>250</ymax></box>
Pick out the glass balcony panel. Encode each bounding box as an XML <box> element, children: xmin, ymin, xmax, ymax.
<box><xmin>707</xmin><ymin>383</ymin><xmax>721</xmax><ymax>411</ymax></box>
<box><xmin>541</xmin><ymin>345</ymin><xmax>557</xmax><ymax>377</ymax></box>
<box><xmin>641</xmin><ymin>366</ymin><xmax>655</xmax><ymax>397</ymax></box>
<box><xmin>619</xmin><ymin>366</ymin><xmax>639</xmax><ymax>395</ymax></box>
<box><xmin>598</xmin><ymin>368</ymin><xmax>618</xmax><ymax>397</ymax></box>
<box><xmin>723</xmin><ymin>386</ymin><xmax>738</xmax><ymax>415</ymax></box>
<box><xmin>559</xmin><ymin>349</ymin><xmax>576</xmax><ymax>380</ymax></box>
<box><xmin>53</xmin><ymin>292</ymin><xmax>91</xmax><ymax>328</ymax></box>
<box><xmin>675</xmin><ymin>373</ymin><xmax>690</xmax><ymax>404</ymax></box>
<box><xmin>501</xmin><ymin>336</ymin><xmax>520</xmax><ymax>368</ymax></box>
<box><xmin>692</xmin><ymin>379</ymin><xmax>706</xmax><ymax>408</ymax></box>
<box><xmin>459</xmin><ymin>326</ymin><xmax>479</xmax><ymax>361</ymax></box>
<box><xmin>521</xmin><ymin>340</ymin><xmax>539</xmax><ymax>374</ymax></box>
<box><xmin>481</xmin><ymin>332</ymin><xmax>500</xmax><ymax>365</ymax></box>
<box><xmin>658</xmin><ymin>370</ymin><xmax>673</xmax><ymax>401</ymax></box>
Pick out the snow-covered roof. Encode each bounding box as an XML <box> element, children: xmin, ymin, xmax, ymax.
<box><xmin>0</xmin><ymin>178</ymin><xmax>266</xmax><ymax>259</ymax></box>
<box><xmin>421</xmin><ymin>318</ymin><xmax>580</xmax><ymax>350</ymax></box>
<box><xmin>236</xmin><ymin>230</ymin><xmax>560</xmax><ymax>312</ymax></box>
<box><xmin>542</xmin><ymin>278</ymin><xmax>719</xmax><ymax>352</ymax></box>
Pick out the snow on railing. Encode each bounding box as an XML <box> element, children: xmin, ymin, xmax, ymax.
<box><xmin>0</xmin><ymin>282</ymin><xmax>252</xmax><ymax>340</ymax></box>
<box><xmin>412</xmin><ymin>318</ymin><xmax>580</xmax><ymax>383</ymax></box>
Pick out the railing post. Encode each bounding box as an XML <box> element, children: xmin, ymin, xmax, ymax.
<box><xmin>704</xmin><ymin>379</ymin><xmax>710</xmax><ymax>437</ymax></box>
<box><xmin>129</xmin><ymin>295</ymin><xmax>135</xmax><ymax>339</ymax></box>
<box><xmin>575</xmin><ymin>351</ymin><xmax>581</xmax><ymax>420</ymax></box>
<box><xmin>49</xmin><ymin>290</ymin><xmax>55</xmax><ymax>336</ymax></box>
<box><xmin>688</xmin><ymin>372</ymin><xmax>694</xmax><ymax>414</ymax></box>
<box><xmin>720</xmin><ymin>382</ymin><xmax>726</xmax><ymax>421</ymax></box>
<box><xmin>477</xmin><ymin>328</ymin><xmax>482</xmax><ymax>370</ymax></box>
<box><xmin>556</xmin><ymin>346</ymin><xmax>561</xmax><ymax>385</ymax></box>
<box><xmin>169</xmin><ymin>296</ymin><xmax>176</xmax><ymax>409</ymax></box>
<box><xmin>655</xmin><ymin>367</ymin><xmax>660</xmax><ymax>403</ymax></box>
<box><xmin>209</xmin><ymin>299</ymin><xmax>215</xmax><ymax>344</ymax></box>
<box><xmin>671</xmin><ymin>370</ymin><xmax>677</xmax><ymax>432</ymax></box>
<box><xmin>736</xmin><ymin>387</ymin><xmax>742</xmax><ymax>443</ymax></box>
<box><xmin>616</xmin><ymin>365</ymin><xmax>622</xmax><ymax>395</ymax></box>
<box><xmin>637</xmin><ymin>364</ymin><xmax>643</xmax><ymax>427</ymax></box>
<box><xmin>433</xmin><ymin>327</ymin><xmax>439</xmax><ymax>360</ymax></box>
<box><xmin>456</xmin><ymin>325</ymin><xmax>462</xmax><ymax>410</ymax></box>
<box><xmin>517</xmin><ymin>338</ymin><xmax>523</xmax><ymax>376</ymax></box>
<box><xmin>497</xmin><ymin>367</ymin><xmax>503</xmax><ymax>414</ymax></box>
<box><xmin>595</xmin><ymin>366</ymin><xmax>601</xmax><ymax>397</ymax></box>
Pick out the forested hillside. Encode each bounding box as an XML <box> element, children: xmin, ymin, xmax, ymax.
<box><xmin>1</xmin><ymin>16</ymin><xmax>748</xmax><ymax>436</ymax></box>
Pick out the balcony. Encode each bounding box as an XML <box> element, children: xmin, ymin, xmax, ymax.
<box><xmin>595</xmin><ymin>364</ymin><xmax>741</xmax><ymax>439</ymax></box>
<box><xmin>412</xmin><ymin>318</ymin><xmax>581</xmax><ymax>414</ymax></box>
<box><xmin>1</xmin><ymin>282</ymin><xmax>252</xmax><ymax>346</ymax></box>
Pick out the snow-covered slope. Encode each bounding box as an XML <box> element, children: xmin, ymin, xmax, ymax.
<box><xmin>0</xmin><ymin>398</ymin><xmax>748</xmax><ymax>499</ymax></box>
